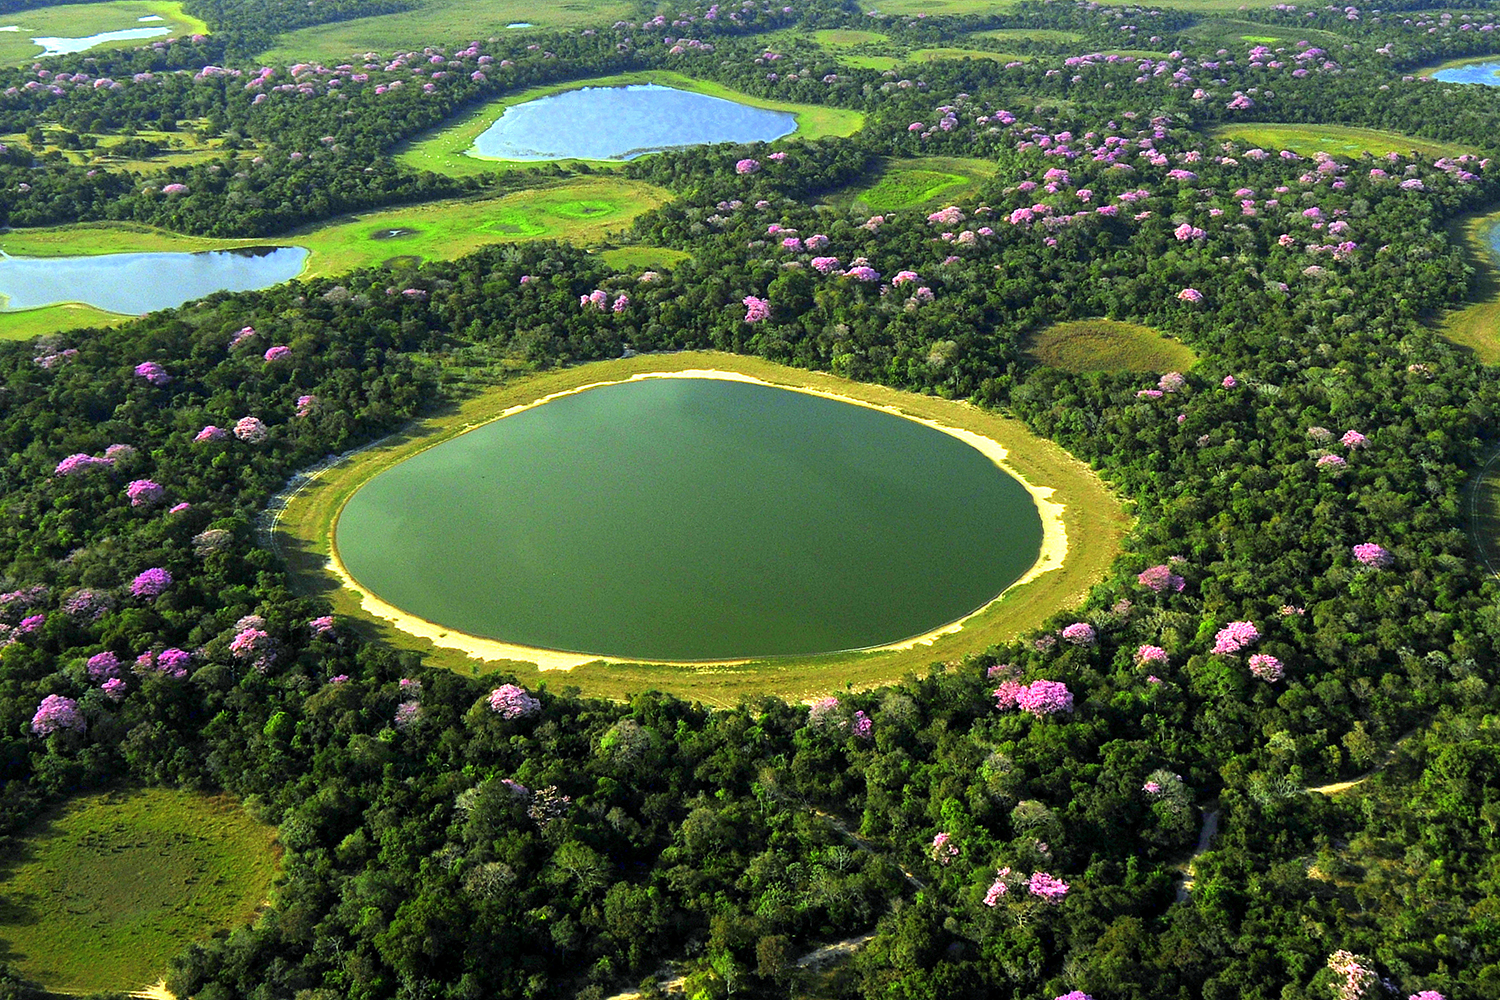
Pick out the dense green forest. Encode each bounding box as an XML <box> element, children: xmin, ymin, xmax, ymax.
<box><xmin>3</xmin><ymin>0</ymin><xmax>1500</xmax><ymax>998</ymax></box>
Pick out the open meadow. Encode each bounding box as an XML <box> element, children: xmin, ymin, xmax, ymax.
<box><xmin>0</xmin><ymin>787</ymin><xmax>277</xmax><ymax>994</ymax></box>
<box><xmin>1212</xmin><ymin>123</ymin><xmax>1468</xmax><ymax>160</ymax></box>
<box><xmin>0</xmin><ymin>0</ymin><xmax>205</xmax><ymax>66</ymax></box>
<box><xmin>1026</xmin><ymin>318</ymin><xmax>1199</xmax><ymax>373</ymax></box>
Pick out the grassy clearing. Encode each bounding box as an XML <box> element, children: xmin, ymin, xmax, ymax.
<box><xmin>1212</xmin><ymin>123</ymin><xmax>1466</xmax><ymax>159</ymax></box>
<box><xmin>2</xmin><ymin>120</ymin><xmax>240</xmax><ymax>173</ymax></box>
<box><xmin>0</xmin><ymin>302</ymin><xmax>127</xmax><ymax>340</ymax></box>
<box><xmin>848</xmin><ymin>156</ymin><xmax>998</xmax><ymax>214</ymax></box>
<box><xmin>1181</xmin><ymin>18</ymin><xmax>1347</xmax><ymax>49</ymax></box>
<box><xmin>0</xmin><ymin>1</ymin><xmax>204</xmax><ymax>66</ymax></box>
<box><xmin>1435</xmin><ymin>211</ymin><xmax>1500</xmax><ymax>364</ymax></box>
<box><xmin>273</xmin><ymin>351</ymin><xmax>1128</xmax><ymax>705</ymax></box>
<box><xmin>971</xmin><ymin>28</ymin><xmax>1083</xmax><ymax>43</ymax></box>
<box><xmin>812</xmin><ymin>29</ymin><xmax>889</xmax><ymax>47</ymax></box>
<box><xmin>1026</xmin><ymin>319</ymin><xmax>1199</xmax><ymax>373</ymax></box>
<box><xmin>397</xmin><ymin>71</ymin><xmax>865</xmax><ymax>177</ymax></box>
<box><xmin>599</xmin><ymin>246</ymin><xmax>691</xmax><ymax>272</ymax></box>
<box><xmin>863</xmin><ymin>0</ymin><xmax>1020</xmax><ymax>14</ymax></box>
<box><xmin>909</xmin><ymin>47</ymin><xmax>1026</xmax><ymax>64</ymax></box>
<box><xmin>0</xmin><ymin>786</ymin><xmax>277</xmax><ymax>993</ymax></box>
<box><xmin>257</xmin><ymin>0</ymin><xmax>630</xmax><ymax>63</ymax></box>
<box><xmin>0</xmin><ymin>178</ymin><xmax>670</xmax><ymax>339</ymax></box>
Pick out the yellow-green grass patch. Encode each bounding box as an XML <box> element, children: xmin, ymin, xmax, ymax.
<box><xmin>3</xmin><ymin>120</ymin><xmax>240</xmax><ymax>172</ymax></box>
<box><xmin>971</xmin><ymin>28</ymin><xmax>1084</xmax><ymax>43</ymax></box>
<box><xmin>256</xmin><ymin>0</ymin><xmax>631</xmax><ymax>64</ymax></box>
<box><xmin>1435</xmin><ymin>210</ymin><xmax>1500</xmax><ymax>364</ymax></box>
<box><xmin>850</xmin><ymin>156</ymin><xmax>999</xmax><ymax>213</ymax></box>
<box><xmin>812</xmin><ymin>28</ymin><xmax>889</xmax><ymax>46</ymax></box>
<box><xmin>272</xmin><ymin>350</ymin><xmax>1128</xmax><ymax>705</ymax></box>
<box><xmin>843</xmin><ymin>54</ymin><xmax>899</xmax><ymax>70</ymax></box>
<box><xmin>910</xmin><ymin>47</ymin><xmax>1026</xmax><ymax>64</ymax></box>
<box><xmin>599</xmin><ymin>246</ymin><xmax>691</xmax><ymax>272</ymax></box>
<box><xmin>1026</xmin><ymin>318</ymin><xmax>1199</xmax><ymax>373</ymax></box>
<box><xmin>396</xmin><ymin>71</ymin><xmax>865</xmax><ymax>177</ymax></box>
<box><xmin>864</xmin><ymin>0</ymin><xmax>1021</xmax><ymax>14</ymax></box>
<box><xmin>0</xmin><ymin>179</ymin><xmax>671</xmax><ymax>340</ymax></box>
<box><xmin>1212</xmin><ymin>123</ymin><xmax>1467</xmax><ymax>160</ymax></box>
<box><xmin>0</xmin><ymin>787</ymin><xmax>277</xmax><ymax>993</ymax></box>
<box><xmin>0</xmin><ymin>1</ymin><xmax>205</xmax><ymax>66</ymax></box>
<box><xmin>0</xmin><ymin>302</ymin><xmax>127</xmax><ymax>340</ymax></box>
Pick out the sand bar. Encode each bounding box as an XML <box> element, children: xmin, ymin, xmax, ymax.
<box><xmin>316</xmin><ymin>368</ymin><xmax>1070</xmax><ymax>670</ymax></box>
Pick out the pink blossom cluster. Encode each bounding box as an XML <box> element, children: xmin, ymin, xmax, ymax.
<box><xmin>1136</xmin><ymin>644</ymin><xmax>1168</xmax><ymax>665</ymax></box>
<box><xmin>55</xmin><ymin>453</ymin><xmax>114</xmax><ymax>476</ymax></box>
<box><xmin>1212</xmin><ymin>620</ymin><xmax>1259</xmax><ymax>654</ymax></box>
<box><xmin>1352</xmin><ymin>543</ymin><xmax>1392</xmax><ymax>568</ymax></box>
<box><xmin>1326</xmin><ymin>950</ymin><xmax>1378</xmax><ymax>1000</ymax></box>
<box><xmin>488</xmin><ymin>683</ymin><xmax>541</xmax><ymax>719</ymax></box>
<box><xmin>852</xmin><ymin>710</ymin><xmax>873</xmax><ymax>740</ymax></box>
<box><xmin>127</xmin><ymin>479</ymin><xmax>165</xmax><ymax>507</ymax></box>
<box><xmin>130</xmin><ymin>568</ymin><xmax>172</xmax><ymax>598</ymax></box>
<box><xmin>134</xmin><ymin>361</ymin><xmax>171</xmax><ymax>386</ymax></box>
<box><xmin>931</xmin><ymin>832</ymin><xmax>959</xmax><ymax>864</ymax></box>
<box><xmin>743</xmin><ymin>295</ymin><xmax>771</xmax><ymax>323</ymax></box>
<box><xmin>309</xmin><ymin>616</ymin><xmax>335</xmax><ymax>637</ymax></box>
<box><xmin>32</xmin><ymin>694</ymin><xmax>84</xmax><ymax>735</ymax></box>
<box><xmin>1027</xmin><ymin>871</ymin><xmax>1070</xmax><ymax>902</ymax></box>
<box><xmin>87</xmin><ymin>651</ymin><xmax>122</xmax><ymax>681</ymax></box>
<box><xmin>195</xmin><ymin>425</ymin><xmax>229</xmax><ymax>442</ymax></box>
<box><xmin>1061</xmin><ymin>622</ymin><xmax>1096</xmax><ymax>645</ymax></box>
<box><xmin>1248</xmin><ymin>653</ymin><xmax>1283</xmax><ymax>681</ymax></box>
<box><xmin>1137</xmin><ymin>564</ymin><xmax>1185</xmax><ymax>593</ymax></box>
<box><xmin>264</xmin><ymin>345</ymin><xmax>292</xmax><ymax>363</ymax></box>
<box><xmin>1014</xmin><ymin>680</ymin><xmax>1074</xmax><ymax>717</ymax></box>
<box><xmin>735</xmin><ymin>158</ymin><xmax>760</xmax><ymax>174</ymax></box>
<box><xmin>234</xmin><ymin>417</ymin><xmax>269</xmax><ymax>443</ymax></box>
<box><xmin>1177</xmin><ymin>288</ymin><xmax>1203</xmax><ymax>303</ymax></box>
<box><xmin>296</xmin><ymin>395</ymin><xmax>318</xmax><ymax>417</ymax></box>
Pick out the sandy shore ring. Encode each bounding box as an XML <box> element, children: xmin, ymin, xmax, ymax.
<box><xmin>317</xmin><ymin>368</ymin><xmax>1069</xmax><ymax>670</ymax></box>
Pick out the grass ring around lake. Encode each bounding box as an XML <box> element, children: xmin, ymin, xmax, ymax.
<box><xmin>271</xmin><ymin>353</ymin><xmax>1128</xmax><ymax>703</ymax></box>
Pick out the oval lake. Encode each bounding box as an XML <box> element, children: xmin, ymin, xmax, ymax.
<box><xmin>31</xmin><ymin>26</ymin><xmax>170</xmax><ymax>57</ymax></box>
<box><xmin>470</xmin><ymin>83</ymin><xmax>797</xmax><ymax>161</ymax></box>
<box><xmin>335</xmin><ymin>377</ymin><xmax>1045</xmax><ymax>661</ymax></box>
<box><xmin>0</xmin><ymin>246</ymin><xmax>308</xmax><ymax>314</ymax></box>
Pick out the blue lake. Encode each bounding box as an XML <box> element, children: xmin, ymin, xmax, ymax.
<box><xmin>1432</xmin><ymin>59</ymin><xmax>1500</xmax><ymax>85</ymax></box>
<box><xmin>31</xmin><ymin>26</ymin><xmax>169</xmax><ymax>57</ymax></box>
<box><xmin>470</xmin><ymin>83</ymin><xmax>797</xmax><ymax>161</ymax></box>
<box><xmin>0</xmin><ymin>246</ymin><xmax>308</xmax><ymax>315</ymax></box>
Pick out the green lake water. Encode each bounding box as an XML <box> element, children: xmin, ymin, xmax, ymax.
<box><xmin>335</xmin><ymin>377</ymin><xmax>1043</xmax><ymax>660</ymax></box>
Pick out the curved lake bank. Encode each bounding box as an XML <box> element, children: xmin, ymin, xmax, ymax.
<box><xmin>335</xmin><ymin>375</ymin><xmax>1044</xmax><ymax>661</ymax></box>
<box><xmin>0</xmin><ymin>245</ymin><xmax>307</xmax><ymax>314</ymax></box>
<box><xmin>471</xmin><ymin>83</ymin><xmax>796</xmax><ymax>161</ymax></box>
<box><xmin>1431</xmin><ymin>57</ymin><xmax>1500</xmax><ymax>85</ymax></box>
<box><xmin>273</xmin><ymin>351</ymin><xmax>1125</xmax><ymax>702</ymax></box>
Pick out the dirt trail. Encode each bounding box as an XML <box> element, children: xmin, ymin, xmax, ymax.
<box><xmin>1175</xmin><ymin>807</ymin><xmax>1220</xmax><ymax>904</ymax></box>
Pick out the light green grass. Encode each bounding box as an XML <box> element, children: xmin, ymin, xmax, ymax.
<box><xmin>0</xmin><ymin>787</ymin><xmax>277</xmax><ymax>993</ymax></box>
<box><xmin>971</xmin><ymin>28</ymin><xmax>1083</xmax><ymax>43</ymax></box>
<box><xmin>864</xmin><ymin>0</ymin><xmax>1020</xmax><ymax>14</ymax></box>
<box><xmin>0</xmin><ymin>1</ymin><xmax>205</xmax><ymax>66</ymax></box>
<box><xmin>1435</xmin><ymin>211</ymin><xmax>1500</xmax><ymax>364</ymax></box>
<box><xmin>0</xmin><ymin>302</ymin><xmax>127</xmax><ymax>340</ymax></box>
<box><xmin>1213</xmin><ymin>123</ymin><xmax>1467</xmax><ymax>160</ymax></box>
<box><xmin>850</xmin><ymin>156</ymin><xmax>999</xmax><ymax>214</ymax></box>
<box><xmin>1026</xmin><ymin>319</ymin><xmax>1199</xmax><ymax>373</ymax></box>
<box><xmin>843</xmin><ymin>54</ymin><xmax>899</xmax><ymax>70</ymax></box>
<box><xmin>0</xmin><ymin>178</ymin><xmax>671</xmax><ymax>339</ymax></box>
<box><xmin>599</xmin><ymin>246</ymin><xmax>691</xmax><ymax>272</ymax></box>
<box><xmin>257</xmin><ymin>0</ymin><xmax>631</xmax><ymax>63</ymax></box>
<box><xmin>909</xmin><ymin>47</ymin><xmax>1026</xmax><ymax>64</ymax></box>
<box><xmin>273</xmin><ymin>351</ymin><xmax>1128</xmax><ymax>705</ymax></box>
<box><xmin>812</xmin><ymin>28</ymin><xmax>889</xmax><ymax>47</ymax></box>
<box><xmin>396</xmin><ymin>71</ymin><xmax>865</xmax><ymax>177</ymax></box>
<box><xmin>3</xmin><ymin>120</ymin><xmax>239</xmax><ymax>173</ymax></box>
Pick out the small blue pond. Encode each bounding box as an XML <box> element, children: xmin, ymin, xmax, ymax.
<box><xmin>470</xmin><ymin>83</ymin><xmax>797</xmax><ymax>161</ymax></box>
<box><xmin>1432</xmin><ymin>60</ymin><xmax>1500</xmax><ymax>85</ymax></box>
<box><xmin>32</xmin><ymin>27</ymin><xmax>170</xmax><ymax>57</ymax></box>
<box><xmin>0</xmin><ymin>246</ymin><xmax>308</xmax><ymax>315</ymax></box>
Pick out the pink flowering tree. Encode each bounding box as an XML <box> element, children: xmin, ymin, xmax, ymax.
<box><xmin>1137</xmin><ymin>565</ymin><xmax>1185</xmax><ymax>593</ymax></box>
<box><xmin>234</xmin><ymin>416</ymin><xmax>269</xmax><ymax>443</ymax></box>
<box><xmin>742</xmin><ymin>295</ymin><xmax>770</xmax><ymax>323</ymax></box>
<box><xmin>130</xmin><ymin>568</ymin><xmax>172</xmax><ymax>598</ymax></box>
<box><xmin>134</xmin><ymin>361</ymin><xmax>171</xmax><ymax>386</ymax></box>
<box><xmin>1326</xmin><ymin>950</ymin><xmax>1378</xmax><ymax>1000</ymax></box>
<box><xmin>1352</xmin><ymin>543</ymin><xmax>1392</xmax><ymax>568</ymax></box>
<box><xmin>126</xmin><ymin>479</ymin><xmax>165</xmax><ymax>507</ymax></box>
<box><xmin>1015</xmin><ymin>680</ymin><xmax>1074</xmax><ymax>717</ymax></box>
<box><xmin>930</xmin><ymin>832</ymin><xmax>959</xmax><ymax>865</ymax></box>
<box><xmin>1136</xmin><ymin>644</ymin><xmax>1168</xmax><ymax>666</ymax></box>
<box><xmin>1248</xmin><ymin>653</ymin><xmax>1284</xmax><ymax>681</ymax></box>
<box><xmin>488</xmin><ymin>683</ymin><xmax>541</xmax><ymax>719</ymax></box>
<box><xmin>735</xmin><ymin>158</ymin><xmax>760</xmax><ymax>174</ymax></box>
<box><xmin>1060</xmin><ymin>622</ymin><xmax>1095</xmax><ymax>645</ymax></box>
<box><xmin>32</xmin><ymin>694</ymin><xmax>85</xmax><ymax>735</ymax></box>
<box><xmin>264</xmin><ymin>345</ymin><xmax>292</xmax><ymax>363</ymax></box>
<box><xmin>1212</xmin><ymin>621</ymin><xmax>1259</xmax><ymax>654</ymax></box>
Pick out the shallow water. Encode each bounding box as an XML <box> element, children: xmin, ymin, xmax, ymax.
<box><xmin>337</xmin><ymin>377</ymin><xmax>1044</xmax><ymax>660</ymax></box>
<box><xmin>31</xmin><ymin>26</ymin><xmax>169</xmax><ymax>57</ymax></box>
<box><xmin>1432</xmin><ymin>59</ymin><xmax>1500</xmax><ymax>85</ymax></box>
<box><xmin>471</xmin><ymin>83</ymin><xmax>797</xmax><ymax>160</ymax></box>
<box><xmin>0</xmin><ymin>246</ymin><xmax>308</xmax><ymax>314</ymax></box>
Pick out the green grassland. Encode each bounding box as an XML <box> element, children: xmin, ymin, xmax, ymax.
<box><xmin>272</xmin><ymin>351</ymin><xmax>1129</xmax><ymax>705</ymax></box>
<box><xmin>1435</xmin><ymin>210</ymin><xmax>1500</xmax><ymax>364</ymax></box>
<box><xmin>849</xmin><ymin>156</ymin><xmax>999</xmax><ymax>213</ymax></box>
<box><xmin>1180</xmin><ymin>18</ymin><xmax>1348</xmax><ymax>49</ymax></box>
<box><xmin>909</xmin><ymin>47</ymin><xmax>1027</xmax><ymax>64</ymax></box>
<box><xmin>0</xmin><ymin>178</ymin><xmax>670</xmax><ymax>339</ymax></box>
<box><xmin>598</xmin><ymin>246</ymin><xmax>692</xmax><ymax>272</ymax></box>
<box><xmin>811</xmin><ymin>28</ymin><xmax>889</xmax><ymax>47</ymax></box>
<box><xmin>396</xmin><ymin>71</ymin><xmax>865</xmax><ymax>177</ymax></box>
<box><xmin>0</xmin><ymin>1</ymin><xmax>205</xmax><ymax>66</ymax></box>
<box><xmin>0</xmin><ymin>787</ymin><xmax>277</xmax><ymax>993</ymax></box>
<box><xmin>970</xmin><ymin>28</ymin><xmax>1084</xmax><ymax>43</ymax></box>
<box><xmin>257</xmin><ymin>0</ymin><xmax>631</xmax><ymax>63</ymax></box>
<box><xmin>1212</xmin><ymin>123</ymin><xmax>1466</xmax><ymax>160</ymax></box>
<box><xmin>1026</xmin><ymin>318</ymin><xmax>1199</xmax><ymax>373</ymax></box>
<box><xmin>3</xmin><ymin>119</ymin><xmax>241</xmax><ymax>173</ymax></box>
